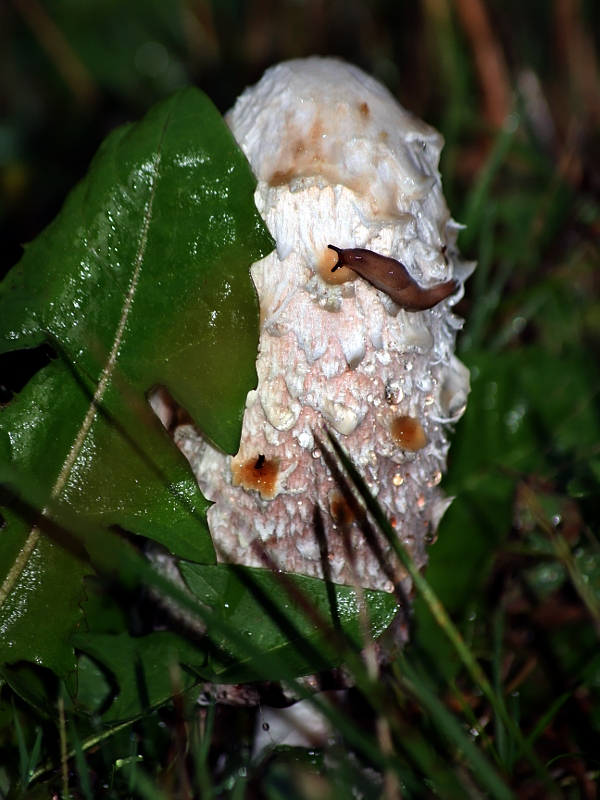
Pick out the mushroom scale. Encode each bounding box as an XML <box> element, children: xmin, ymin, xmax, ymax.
<box><xmin>174</xmin><ymin>57</ymin><xmax>473</xmax><ymax>597</ymax></box>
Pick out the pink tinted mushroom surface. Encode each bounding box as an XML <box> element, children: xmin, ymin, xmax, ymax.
<box><xmin>171</xmin><ymin>57</ymin><xmax>473</xmax><ymax>603</ymax></box>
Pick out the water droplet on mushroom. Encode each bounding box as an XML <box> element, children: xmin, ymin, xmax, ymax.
<box><xmin>262</xmin><ymin>722</ymin><xmax>270</xmax><ymax>731</ymax></box>
<box><xmin>391</xmin><ymin>416</ymin><xmax>427</xmax><ymax>451</ymax></box>
<box><xmin>385</xmin><ymin>382</ymin><xmax>403</xmax><ymax>405</ymax></box>
<box><xmin>428</xmin><ymin>470</ymin><xmax>442</xmax><ymax>487</ymax></box>
<box><xmin>392</xmin><ymin>473</ymin><xmax>404</xmax><ymax>486</ymax></box>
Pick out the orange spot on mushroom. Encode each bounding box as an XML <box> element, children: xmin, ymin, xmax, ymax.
<box><xmin>329</xmin><ymin>489</ymin><xmax>361</xmax><ymax>526</ymax></box>
<box><xmin>359</xmin><ymin>101</ymin><xmax>370</xmax><ymax>116</ymax></box>
<box><xmin>391</xmin><ymin>415</ymin><xmax>427</xmax><ymax>452</ymax></box>
<box><xmin>317</xmin><ymin>246</ymin><xmax>358</xmax><ymax>285</ymax></box>
<box><xmin>268</xmin><ymin>168</ymin><xmax>296</xmax><ymax>186</ymax></box>
<box><xmin>232</xmin><ymin>454</ymin><xmax>280</xmax><ymax>499</ymax></box>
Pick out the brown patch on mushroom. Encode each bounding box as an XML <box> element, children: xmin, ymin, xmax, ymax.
<box><xmin>232</xmin><ymin>454</ymin><xmax>280</xmax><ymax>499</ymax></box>
<box><xmin>266</xmin><ymin>115</ymin><xmax>370</xmax><ymax>197</ymax></box>
<box><xmin>268</xmin><ymin>168</ymin><xmax>297</xmax><ymax>187</ymax></box>
<box><xmin>289</xmin><ymin>119</ymin><xmax>326</xmax><ymax>168</ymax></box>
<box><xmin>359</xmin><ymin>101</ymin><xmax>370</xmax><ymax>116</ymax></box>
<box><xmin>317</xmin><ymin>246</ymin><xmax>357</xmax><ymax>285</ymax></box>
<box><xmin>391</xmin><ymin>415</ymin><xmax>427</xmax><ymax>451</ymax></box>
<box><xmin>328</xmin><ymin>489</ymin><xmax>362</xmax><ymax>527</ymax></box>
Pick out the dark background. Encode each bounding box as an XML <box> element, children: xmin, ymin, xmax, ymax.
<box><xmin>2</xmin><ymin>0</ymin><xmax>599</xmax><ymax>280</ymax></box>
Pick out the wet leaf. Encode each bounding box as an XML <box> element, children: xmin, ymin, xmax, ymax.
<box><xmin>180</xmin><ymin>563</ymin><xmax>399</xmax><ymax>682</ymax></box>
<box><xmin>72</xmin><ymin>632</ymin><xmax>207</xmax><ymax>722</ymax></box>
<box><xmin>0</xmin><ymin>86</ymin><xmax>274</xmax><ymax>678</ymax></box>
<box><xmin>74</xmin><ymin>653</ymin><xmax>112</xmax><ymax>715</ymax></box>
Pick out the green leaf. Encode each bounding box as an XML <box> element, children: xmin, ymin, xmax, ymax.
<box><xmin>179</xmin><ymin>563</ymin><xmax>399</xmax><ymax>682</ymax></box>
<box><xmin>0</xmin><ymin>505</ymin><xmax>91</xmax><ymax>680</ymax></box>
<box><xmin>74</xmin><ymin>653</ymin><xmax>112</xmax><ymax>715</ymax></box>
<box><xmin>72</xmin><ymin>631</ymin><xmax>208</xmax><ymax>723</ymax></box>
<box><xmin>0</xmin><ymin>662</ymin><xmax>57</xmax><ymax>720</ymax></box>
<box><xmin>0</xmin><ymin>86</ymin><xmax>274</xmax><ymax>678</ymax></box>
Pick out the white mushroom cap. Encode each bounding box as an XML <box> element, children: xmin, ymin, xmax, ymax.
<box><xmin>175</xmin><ymin>57</ymin><xmax>473</xmax><ymax>595</ymax></box>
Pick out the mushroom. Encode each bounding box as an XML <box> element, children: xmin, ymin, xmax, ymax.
<box><xmin>170</xmin><ymin>56</ymin><xmax>473</xmax><ymax>624</ymax></box>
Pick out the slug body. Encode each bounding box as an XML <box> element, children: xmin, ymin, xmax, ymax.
<box><xmin>328</xmin><ymin>244</ymin><xmax>458</xmax><ymax>311</ymax></box>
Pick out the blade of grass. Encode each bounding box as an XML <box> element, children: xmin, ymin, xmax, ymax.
<box><xmin>377</xmin><ymin>717</ymin><xmax>402</xmax><ymax>800</ymax></box>
<box><xmin>235</xmin><ymin>547</ymin><xmax>496</xmax><ymax>800</ymax></box>
<box><xmin>12</xmin><ymin>698</ymin><xmax>29</xmax><ymax>789</ymax></box>
<box><xmin>127</xmin><ymin>762</ymin><xmax>169</xmax><ymax>800</ymax></box>
<box><xmin>462</xmin><ymin>201</ymin><xmax>496</xmax><ymax>351</ymax></box>
<box><xmin>31</xmin><ymin>718</ymin><xmax>136</xmax><ymax>782</ymax></box>
<box><xmin>384</xmin><ymin>689</ymin><xmax>478</xmax><ymax>799</ymax></box>
<box><xmin>324</xmin><ymin>430</ymin><xmax>558</xmax><ymax>793</ymax></box>
<box><xmin>395</xmin><ymin>659</ymin><xmax>512</xmax><ymax>800</ymax></box>
<box><xmin>488</xmin><ymin>292</ymin><xmax>548</xmax><ymax>352</ymax></box>
<box><xmin>192</xmin><ymin>698</ymin><xmax>215</xmax><ymax>800</ymax></box>
<box><xmin>2</xmin><ymin>464</ymin><xmax>408</xmax><ymax>786</ymax></box>
<box><xmin>553</xmin><ymin>532</ymin><xmax>600</xmax><ymax>636</ymax></box>
<box><xmin>4</xmin><ymin>457</ymin><xmax>524</xmax><ymax>796</ymax></box>
<box><xmin>507</xmin><ymin>691</ymin><xmax>520</xmax><ymax>772</ymax></box>
<box><xmin>492</xmin><ymin>606</ymin><xmax>507</xmax><ymax>768</ymax></box>
<box><xmin>422</xmin><ymin>0</ymin><xmax>470</xmax><ymax>208</ymax></box>
<box><xmin>127</xmin><ymin>735</ymin><xmax>138</xmax><ymax>793</ymax></box>
<box><xmin>69</xmin><ymin>716</ymin><xmax>94</xmax><ymax>800</ymax></box>
<box><xmin>545</xmin><ymin>753</ymin><xmax>598</xmax><ymax>770</ymax></box>
<box><xmin>26</xmin><ymin>726</ymin><xmax>43</xmax><ymax>788</ymax></box>
<box><xmin>115</xmin><ymin>755</ymin><xmax>144</xmax><ymax>769</ymax></box>
<box><xmin>448</xmin><ymin>678</ymin><xmax>501</xmax><ymax>765</ymax></box>
<box><xmin>58</xmin><ymin>693</ymin><xmax>69</xmax><ymax>800</ymax></box>
<box><xmin>208</xmin><ymin>548</ymin><xmax>462</xmax><ymax>799</ymax></box>
<box><xmin>460</xmin><ymin>120</ymin><xmax>518</xmax><ymax>251</ymax></box>
<box><xmin>515</xmin><ymin>690</ymin><xmax>571</xmax><ymax>761</ymax></box>
<box><xmin>523</xmin><ymin>486</ymin><xmax>600</xmax><ymax>637</ymax></box>
<box><xmin>231</xmin><ymin>774</ymin><xmax>247</xmax><ymax>800</ymax></box>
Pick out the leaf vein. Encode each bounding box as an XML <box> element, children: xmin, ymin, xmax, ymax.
<box><xmin>0</xmin><ymin>118</ymin><xmax>169</xmax><ymax>609</ymax></box>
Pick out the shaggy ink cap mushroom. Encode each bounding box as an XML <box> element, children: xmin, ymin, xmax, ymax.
<box><xmin>173</xmin><ymin>57</ymin><xmax>473</xmax><ymax>601</ymax></box>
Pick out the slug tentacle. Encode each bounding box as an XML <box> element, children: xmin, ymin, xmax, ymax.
<box><xmin>327</xmin><ymin>244</ymin><xmax>458</xmax><ymax>312</ymax></box>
